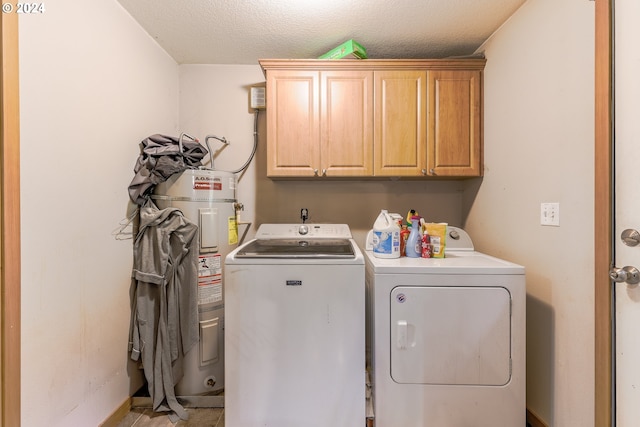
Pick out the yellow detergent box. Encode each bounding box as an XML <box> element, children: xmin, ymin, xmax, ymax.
<box><xmin>319</xmin><ymin>39</ymin><xmax>368</xmax><ymax>59</ymax></box>
<box><xmin>423</xmin><ymin>223</ymin><xmax>447</xmax><ymax>258</ymax></box>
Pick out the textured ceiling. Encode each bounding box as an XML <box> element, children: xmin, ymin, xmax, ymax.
<box><xmin>116</xmin><ymin>0</ymin><xmax>526</xmax><ymax>65</ymax></box>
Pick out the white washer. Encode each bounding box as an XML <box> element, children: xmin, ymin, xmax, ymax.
<box><xmin>224</xmin><ymin>224</ymin><xmax>365</xmax><ymax>427</ymax></box>
<box><xmin>366</xmin><ymin>226</ymin><xmax>525</xmax><ymax>427</ymax></box>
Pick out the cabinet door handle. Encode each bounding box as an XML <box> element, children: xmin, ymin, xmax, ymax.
<box><xmin>313</xmin><ymin>169</ymin><xmax>319</xmax><ymax>176</ymax></box>
<box><xmin>421</xmin><ymin>168</ymin><xmax>427</xmax><ymax>175</ymax></box>
<box><xmin>322</xmin><ymin>169</ymin><xmax>327</xmax><ymax>176</ymax></box>
<box><xmin>430</xmin><ymin>168</ymin><xmax>436</xmax><ymax>175</ymax></box>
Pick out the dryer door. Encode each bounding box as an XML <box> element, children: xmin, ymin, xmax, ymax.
<box><xmin>390</xmin><ymin>286</ymin><xmax>511</xmax><ymax>386</ymax></box>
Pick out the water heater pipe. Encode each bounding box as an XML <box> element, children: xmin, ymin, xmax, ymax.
<box><xmin>204</xmin><ymin>134</ymin><xmax>229</xmax><ymax>168</ymax></box>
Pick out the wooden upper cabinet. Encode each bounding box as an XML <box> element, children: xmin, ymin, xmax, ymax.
<box><xmin>374</xmin><ymin>70</ymin><xmax>427</xmax><ymax>176</ymax></box>
<box><xmin>265</xmin><ymin>68</ymin><xmax>373</xmax><ymax>177</ymax></box>
<box><xmin>321</xmin><ymin>70</ymin><xmax>374</xmax><ymax>176</ymax></box>
<box><xmin>260</xmin><ymin>59</ymin><xmax>485</xmax><ymax>179</ymax></box>
<box><xmin>428</xmin><ymin>70</ymin><xmax>482</xmax><ymax>177</ymax></box>
<box><xmin>266</xmin><ymin>70</ymin><xmax>320</xmax><ymax>177</ymax></box>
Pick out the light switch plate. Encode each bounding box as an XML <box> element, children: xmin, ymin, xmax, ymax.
<box><xmin>541</xmin><ymin>202</ymin><xmax>560</xmax><ymax>226</ymax></box>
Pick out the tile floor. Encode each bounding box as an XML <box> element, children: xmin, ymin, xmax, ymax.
<box><xmin>115</xmin><ymin>407</ymin><xmax>224</xmax><ymax>427</ymax></box>
<box><xmin>115</xmin><ymin>406</ymin><xmax>533</xmax><ymax>426</ymax></box>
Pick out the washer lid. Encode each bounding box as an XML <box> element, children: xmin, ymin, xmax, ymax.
<box><xmin>235</xmin><ymin>238</ymin><xmax>356</xmax><ymax>258</ymax></box>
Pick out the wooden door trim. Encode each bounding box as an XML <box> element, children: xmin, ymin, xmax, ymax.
<box><xmin>1</xmin><ymin>9</ymin><xmax>21</xmax><ymax>427</ymax></box>
<box><xmin>594</xmin><ymin>0</ymin><xmax>613</xmax><ymax>426</ymax></box>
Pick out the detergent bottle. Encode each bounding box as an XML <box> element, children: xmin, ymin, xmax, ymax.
<box><xmin>399</xmin><ymin>224</ymin><xmax>410</xmax><ymax>257</ymax></box>
<box><xmin>372</xmin><ymin>210</ymin><xmax>400</xmax><ymax>258</ymax></box>
<box><xmin>405</xmin><ymin>216</ymin><xmax>422</xmax><ymax>258</ymax></box>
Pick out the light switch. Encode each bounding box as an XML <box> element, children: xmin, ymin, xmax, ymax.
<box><xmin>541</xmin><ymin>203</ymin><xmax>560</xmax><ymax>226</ymax></box>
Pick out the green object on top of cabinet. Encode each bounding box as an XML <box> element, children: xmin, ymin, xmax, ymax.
<box><xmin>319</xmin><ymin>39</ymin><xmax>368</xmax><ymax>60</ymax></box>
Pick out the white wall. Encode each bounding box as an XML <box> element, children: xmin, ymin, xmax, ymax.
<box><xmin>465</xmin><ymin>0</ymin><xmax>595</xmax><ymax>425</ymax></box>
<box><xmin>178</xmin><ymin>64</ymin><xmax>265</xmax><ymax>238</ymax></box>
<box><xmin>19</xmin><ymin>1</ymin><xmax>179</xmax><ymax>425</ymax></box>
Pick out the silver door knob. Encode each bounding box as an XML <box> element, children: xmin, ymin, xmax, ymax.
<box><xmin>610</xmin><ymin>266</ymin><xmax>640</xmax><ymax>285</ymax></box>
<box><xmin>621</xmin><ymin>229</ymin><xmax>640</xmax><ymax>247</ymax></box>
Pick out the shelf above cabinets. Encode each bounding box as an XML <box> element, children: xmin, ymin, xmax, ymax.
<box><xmin>259</xmin><ymin>59</ymin><xmax>485</xmax><ymax>179</ymax></box>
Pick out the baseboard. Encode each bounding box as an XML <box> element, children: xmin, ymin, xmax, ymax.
<box><xmin>527</xmin><ymin>407</ymin><xmax>549</xmax><ymax>427</ymax></box>
<box><xmin>103</xmin><ymin>397</ymin><xmax>541</xmax><ymax>427</ymax></box>
<box><xmin>99</xmin><ymin>397</ymin><xmax>132</xmax><ymax>427</ymax></box>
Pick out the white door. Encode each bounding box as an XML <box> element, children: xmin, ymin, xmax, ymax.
<box><xmin>614</xmin><ymin>0</ymin><xmax>640</xmax><ymax>424</ymax></box>
<box><xmin>390</xmin><ymin>286</ymin><xmax>511</xmax><ymax>386</ymax></box>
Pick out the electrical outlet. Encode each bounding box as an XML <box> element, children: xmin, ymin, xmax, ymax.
<box><xmin>540</xmin><ymin>203</ymin><xmax>560</xmax><ymax>226</ymax></box>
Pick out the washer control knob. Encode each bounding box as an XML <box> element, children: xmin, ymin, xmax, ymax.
<box><xmin>449</xmin><ymin>230</ymin><xmax>460</xmax><ymax>240</ymax></box>
<box><xmin>298</xmin><ymin>225</ymin><xmax>309</xmax><ymax>235</ymax></box>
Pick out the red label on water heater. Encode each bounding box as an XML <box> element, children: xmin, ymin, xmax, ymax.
<box><xmin>193</xmin><ymin>177</ymin><xmax>222</xmax><ymax>190</ymax></box>
<box><xmin>194</xmin><ymin>182</ymin><xmax>213</xmax><ymax>190</ymax></box>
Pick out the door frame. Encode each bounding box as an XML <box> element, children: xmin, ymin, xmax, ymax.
<box><xmin>1</xmin><ymin>9</ymin><xmax>21</xmax><ymax>427</ymax></box>
<box><xmin>594</xmin><ymin>0</ymin><xmax>613</xmax><ymax>426</ymax></box>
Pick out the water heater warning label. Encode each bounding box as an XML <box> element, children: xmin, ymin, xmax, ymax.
<box><xmin>228</xmin><ymin>217</ymin><xmax>238</xmax><ymax>245</ymax></box>
<box><xmin>198</xmin><ymin>254</ymin><xmax>222</xmax><ymax>304</ymax></box>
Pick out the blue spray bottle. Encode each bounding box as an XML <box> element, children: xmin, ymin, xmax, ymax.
<box><xmin>405</xmin><ymin>216</ymin><xmax>422</xmax><ymax>258</ymax></box>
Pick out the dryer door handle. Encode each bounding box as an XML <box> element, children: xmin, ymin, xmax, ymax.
<box><xmin>397</xmin><ymin>320</ymin><xmax>408</xmax><ymax>349</ymax></box>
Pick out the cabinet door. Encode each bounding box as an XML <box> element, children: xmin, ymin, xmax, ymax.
<box><xmin>374</xmin><ymin>70</ymin><xmax>427</xmax><ymax>176</ymax></box>
<box><xmin>266</xmin><ymin>70</ymin><xmax>320</xmax><ymax>177</ymax></box>
<box><xmin>321</xmin><ymin>71</ymin><xmax>373</xmax><ymax>176</ymax></box>
<box><xmin>427</xmin><ymin>70</ymin><xmax>482</xmax><ymax>176</ymax></box>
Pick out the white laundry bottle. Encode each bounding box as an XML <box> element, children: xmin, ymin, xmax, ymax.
<box><xmin>372</xmin><ymin>209</ymin><xmax>400</xmax><ymax>258</ymax></box>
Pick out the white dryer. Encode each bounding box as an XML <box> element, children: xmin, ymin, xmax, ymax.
<box><xmin>225</xmin><ymin>223</ymin><xmax>365</xmax><ymax>427</ymax></box>
<box><xmin>365</xmin><ymin>226</ymin><xmax>525</xmax><ymax>427</ymax></box>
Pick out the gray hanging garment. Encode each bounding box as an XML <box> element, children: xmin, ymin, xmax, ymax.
<box><xmin>128</xmin><ymin>134</ymin><xmax>208</xmax><ymax>205</ymax></box>
<box><xmin>129</xmin><ymin>199</ymin><xmax>199</xmax><ymax>422</ymax></box>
